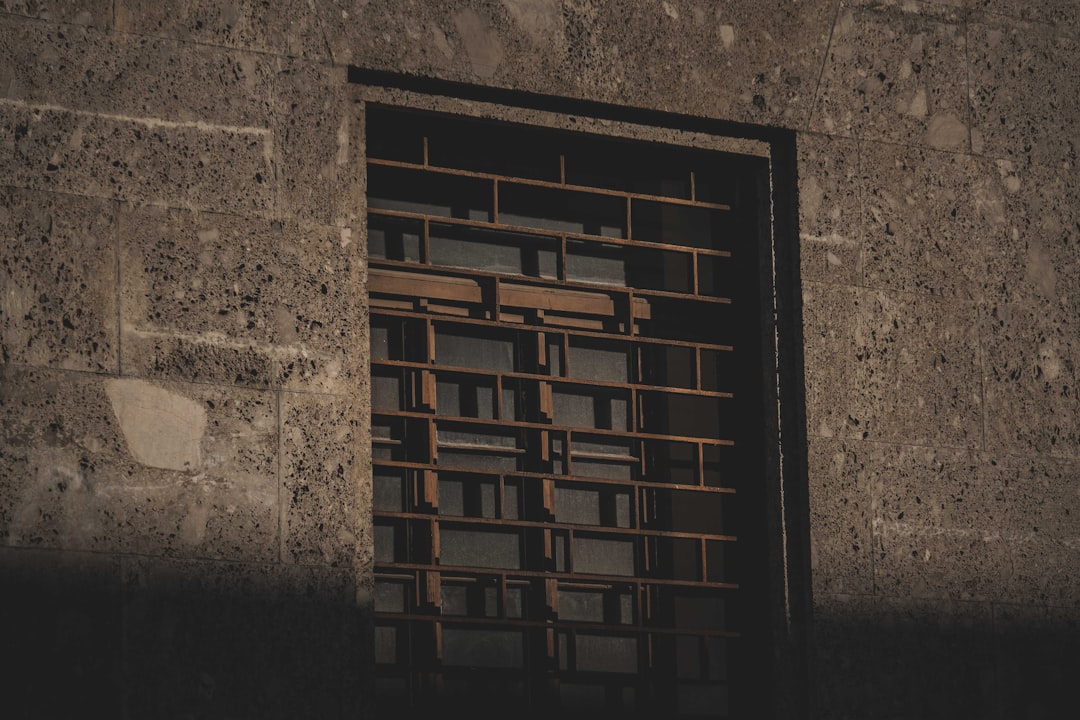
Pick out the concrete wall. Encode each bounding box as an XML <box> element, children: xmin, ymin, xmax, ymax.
<box><xmin>1</xmin><ymin>1</ymin><xmax>1077</xmax><ymax>718</ymax></box>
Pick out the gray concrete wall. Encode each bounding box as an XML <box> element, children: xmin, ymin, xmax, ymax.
<box><xmin>1</xmin><ymin>1</ymin><xmax>1077</xmax><ymax>718</ymax></box>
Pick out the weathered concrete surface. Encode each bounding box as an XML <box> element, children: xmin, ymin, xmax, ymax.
<box><xmin>2</xmin><ymin>0</ymin><xmax>1079</xmax><ymax>717</ymax></box>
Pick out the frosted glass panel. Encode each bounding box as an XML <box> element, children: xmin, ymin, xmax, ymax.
<box><xmin>441</xmin><ymin>528</ymin><xmax>520</xmax><ymax>569</ymax></box>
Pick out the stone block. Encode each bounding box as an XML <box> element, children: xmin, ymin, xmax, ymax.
<box><xmin>980</xmin><ymin>298</ymin><xmax>1080</xmax><ymax>458</ymax></box>
<box><xmin>972</xmin><ymin>0</ymin><xmax>1080</xmax><ymax>38</ymax></box>
<box><xmin>811</xmin><ymin>3</ymin><xmax>969</xmax><ymax>150</ymax></box>
<box><xmin>122</xmin><ymin>556</ymin><xmax>360</xmax><ymax>719</ymax></box>
<box><xmin>797</xmin><ymin>132</ymin><xmax>862</xmax><ymax>285</ymax></box>
<box><xmin>1</xmin><ymin>366</ymin><xmax>279</xmax><ymax>561</ymax></box>
<box><xmin>0</xmin><ymin>185</ymin><xmax>118</xmax><ymax>372</ymax></box>
<box><xmin>813</xmin><ymin>593</ymin><xmax>996</xmax><ymax>720</ymax></box>
<box><xmin>802</xmin><ymin>284</ymin><xmax>981</xmax><ymax>447</ymax></box>
<box><xmin>869</xmin><ymin>443</ymin><xmax>982</xmax><ymax>531</ymax></box>
<box><xmin>274</xmin><ymin>60</ymin><xmax>360</xmax><ymax>225</ymax></box>
<box><xmin>801</xmin><ymin>281</ymin><xmax>861</xmax><ymax>440</ymax></box>
<box><xmin>1</xmin><ymin>102</ymin><xmax>273</xmax><ymax>212</ymax></box>
<box><xmin>976</xmin><ymin>453</ymin><xmax>1080</xmax><ymax>542</ymax></box>
<box><xmin>119</xmin><ymin>205</ymin><xmax>362</xmax><ymax>391</ymax></box>
<box><xmin>873</xmin><ymin>521</ymin><xmax>1010</xmax><ymax>601</ymax></box>
<box><xmin>281</xmin><ymin>390</ymin><xmax>364</xmax><ymax>567</ymax></box>
<box><xmin>987</xmin><ymin>157</ymin><xmax>1080</xmax><ymax>312</ymax></box>
<box><xmin>1005</xmin><ymin>534</ymin><xmax>1080</xmax><ymax>606</ymax></box>
<box><xmin>860</xmin><ymin>141</ymin><xmax>1010</xmax><ymax>300</ymax></box>
<box><xmin>114</xmin><ymin>0</ymin><xmax>329</xmax><ymax>59</ymax></box>
<box><xmin>340</xmin><ymin>0</ymin><xmax>834</xmax><ymax>129</ymax></box>
<box><xmin>806</xmin><ymin>437</ymin><xmax>874</xmax><ymax>595</ymax></box>
<box><xmin>0</xmin><ymin>0</ymin><xmax>111</xmax><ymax>27</ymax></box>
<box><xmin>0</xmin><ymin>13</ymin><xmax>274</xmax><ymax>128</ymax></box>
<box><xmin>969</xmin><ymin>17</ymin><xmax>1080</xmax><ymax>164</ymax></box>
<box><xmin>0</xmin><ymin>546</ymin><xmax>123</xmax><ymax>717</ymax></box>
<box><xmin>849</xmin><ymin>288</ymin><xmax>982</xmax><ymax>447</ymax></box>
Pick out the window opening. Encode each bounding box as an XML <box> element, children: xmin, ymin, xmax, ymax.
<box><xmin>368</xmin><ymin>105</ymin><xmax>777</xmax><ymax>719</ymax></box>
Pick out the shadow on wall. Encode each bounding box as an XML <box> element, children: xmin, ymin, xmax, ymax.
<box><xmin>812</xmin><ymin>599</ymin><xmax>1080</xmax><ymax>720</ymax></box>
<box><xmin>4</xmin><ymin>549</ymin><xmax>1078</xmax><ymax>720</ymax></box>
<box><xmin>2</xmin><ymin>547</ymin><xmax>367</xmax><ymax>720</ymax></box>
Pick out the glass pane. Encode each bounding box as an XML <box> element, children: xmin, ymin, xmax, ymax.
<box><xmin>371</xmin><ymin>371</ymin><xmax>400</xmax><ymax>411</ymax></box>
<box><xmin>368</xmin><ymin>215</ymin><xmax>422</xmax><ymax>262</ymax></box>
<box><xmin>441</xmin><ymin>528</ymin><xmax>521</xmax><ymax>569</ymax></box>
<box><xmin>374</xmin><ymin>580</ymin><xmax>407</xmax><ymax>613</ymax></box>
<box><xmin>369</xmin><ymin>164</ymin><xmax>492</xmax><ymax>221</ymax></box>
<box><xmin>430</xmin><ymin>223</ymin><xmax>558</xmax><ymax>279</ymax></box>
<box><xmin>435</xmin><ymin>328</ymin><xmax>515</xmax><ymax>372</ymax></box>
<box><xmin>374</xmin><ymin>625</ymin><xmax>397</xmax><ymax>664</ymax></box>
<box><xmin>442</xmin><ymin>628</ymin><xmax>524</xmax><ymax>668</ymax></box>
<box><xmin>555</xmin><ymin>486</ymin><xmax>601</xmax><ymax>526</ymax></box>
<box><xmin>559</xmin><ymin>588</ymin><xmax>605</xmax><ymax>622</ymax></box>
<box><xmin>575</xmin><ymin>634</ymin><xmax>637</xmax><ymax>673</ymax></box>
<box><xmin>574</xmin><ymin>537</ymin><xmax>634</xmax><ymax>576</ymax></box>
<box><xmin>552</xmin><ymin>389</ymin><xmax>629</xmax><ymax>431</ymax></box>
<box><xmin>566</xmin><ymin>240</ymin><xmax>625</xmax><ymax>286</ymax></box>
<box><xmin>627</xmin><ymin>246</ymin><xmax>693</xmax><ymax>293</ymax></box>
<box><xmin>500</xmin><ymin>184</ymin><xmax>625</xmax><ymax>238</ymax></box>
<box><xmin>567</xmin><ymin>339</ymin><xmax>630</xmax><ymax>382</ymax></box>
<box><xmin>373</xmin><ymin>472</ymin><xmax>405</xmax><ymax>512</ymax></box>
<box><xmin>631</xmin><ymin>199</ymin><xmax>721</xmax><ymax>250</ymax></box>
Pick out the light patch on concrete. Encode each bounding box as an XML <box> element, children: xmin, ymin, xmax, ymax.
<box><xmin>105</xmin><ymin>378</ymin><xmax>206</xmax><ymax>471</ymax></box>
<box><xmin>925</xmin><ymin>113</ymin><xmax>968</xmax><ymax>150</ymax></box>
<box><xmin>907</xmin><ymin>87</ymin><xmax>927</xmax><ymax>117</ymax></box>
<box><xmin>1025</xmin><ymin>236</ymin><xmax>1057</xmax><ymax>298</ymax></box>
<box><xmin>336</xmin><ymin>113</ymin><xmax>350</xmax><ymax>166</ymax></box>
<box><xmin>430</xmin><ymin>24</ymin><xmax>454</xmax><ymax>60</ymax></box>
<box><xmin>719</xmin><ymin>24</ymin><xmax>735</xmax><ymax>50</ymax></box>
<box><xmin>1037</xmin><ymin>343</ymin><xmax>1063</xmax><ymax>382</ymax></box>
<box><xmin>454</xmin><ymin>8</ymin><xmax>504</xmax><ymax>79</ymax></box>
<box><xmin>662</xmin><ymin>1</ymin><xmax>679</xmax><ymax>21</ymax></box>
<box><xmin>502</xmin><ymin>0</ymin><xmax>562</xmax><ymax>46</ymax></box>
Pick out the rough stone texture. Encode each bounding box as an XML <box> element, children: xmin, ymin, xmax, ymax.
<box><xmin>0</xmin><ymin>185</ymin><xmax>118</xmax><ymax>372</ymax></box>
<box><xmin>803</xmin><ymin>282</ymin><xmax>982</xmax><ymax>446</ymax></box>
<box><xmin>1</xmin><ymin>365</ymin><xmax>278</xmax><ymax>561</ymax></box>
<box><xmin>114</xmin><ymin>0</ymin><xmax>332</xmax><ymax>59</ymax></box>
<box><xmin>860</xmin><ymin>142</ymin><xmax>1009</xmax><ymax>300</ymax></box>
<box><xmin>340</xmin><ymin>0</ymin><xmax>836</xmax><ymax>128</ymax></box>
<box><xmin>806</xmin><ymin>436</ymin><xmax>873</xmax><ymax>596</ymax></box>
<box><xmin>2</xmin><ymin>0</ymin><xmax>1079</xmax><ymax>716</ymax></box>
<box><xmin>0</xmin><ymin>0</ymin><xmax>112</xmax><ymax>27</ymax></box>
<box><xmin>281</xmin><ymin>389</ymin><xmax>363</xmax><ymax>567</ymax></box>
<box><xmin>1</xmin><ymin>102</ymin><xmax>274</xmax><ymax>213</ymax></box>
<box><xmin>990</xmin><ymin>154</ymin><xmax>1080</xmax><ymax>311</ymax></box>
<box><xmin>968</xmin><ymin>15</ymin><xmax>1080</xmax><ymax>164</ymax></box>
<box><xmin>981</xmin><ymin>297</ymin><xmax>1080</xmax><ymax>458</ymax></box>
<box><xmin>0</xmin><ymin>13</ymin><xmax>274</xmax><ymax>128</ymax></box>
<box><xmin>119</xmin><ymin>205</ymin><xmax>361</xmax><ymax>391</ymax></box>
<box><xmin>812</xmin><ymin>2</ymin><xmax>969</xmax><ymax>148</ymax></box>
<box><xmin>797</xmin><ymin>132</ymin><xmax>862</xmax><ymax>286</ymax></box>
<box><xmin>273</xmin><ymin>60</ymin><xmax>361</xmax><ymax>225</ymax></box>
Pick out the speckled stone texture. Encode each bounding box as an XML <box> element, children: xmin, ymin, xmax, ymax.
<box><xmin>1</xmin><ymin>365</ymin><xmax>279</xmax><ymax>561</ymax></box>
<box><xmin>119</xmin><ymin>205</ymin><xmax>362</xmax><ymax>391</ymax></box>
<box><xmin>3</xmin><ymin>0</ymin><xmax>1080</xmax><ymax>716</ymax></box>
<box><xmin>0</xmin><ymin>186</ymin><xmax>118</xmax><ymax>372</ymax></box>
<box><xmin>811</xmin><ymin>2</ymin><xmax>970</xmax><ymax>149</ymax></box>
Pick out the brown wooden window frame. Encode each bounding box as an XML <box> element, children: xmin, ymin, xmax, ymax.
<box><xmin>361</xmin><ymin>91</ymin><xmax>810</xmax><ymax>720</ymax></box>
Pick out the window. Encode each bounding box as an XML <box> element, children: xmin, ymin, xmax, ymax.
<box><xmin>366</xmin><ymin>103</ymin><xmax>797</xmax><ymax>718</ymax></box>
